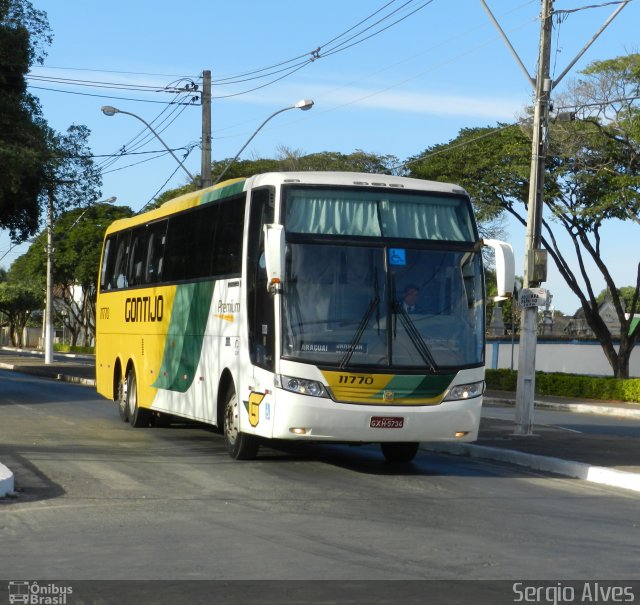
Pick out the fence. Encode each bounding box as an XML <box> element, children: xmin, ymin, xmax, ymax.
<box><xmin>487</xmin><ymin>338</ymin><xmax>640</xmax><ymax>377</ymax></box>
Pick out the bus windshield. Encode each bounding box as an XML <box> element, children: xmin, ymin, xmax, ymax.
<box><xmin>284</xmin><ymin>186</ymin><xmax>476</xmax><ymax>241</ymax></box>
<box><xmin>281</xmin><ymin>187</ymin><xmax>484</xmax><ymax>370</ymax></box>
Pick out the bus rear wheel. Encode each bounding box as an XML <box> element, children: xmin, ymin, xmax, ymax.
<box><xmin>125</xmin><ymin>367</ymin><xmax>150</xmax><ymax>428</ymax></box>
<box><xmin>223</xmin><ymin>388</ymin><xmax>259</xmax><ymax>460</ymax></box>
<box><xmin>380</xmin><ymin>442</ymin><xmax>419</xmax><ymax>463</ymax></box>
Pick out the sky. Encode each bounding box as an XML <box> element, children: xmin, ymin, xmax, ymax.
<box><xmin>1</xmin><ymin>0</ymin><xmax>639</xmax><ymax>315</ymax></box>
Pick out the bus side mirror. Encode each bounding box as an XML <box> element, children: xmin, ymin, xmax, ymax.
<box><xmin>263</xmin><ymin>224</ymin><xmax>285</xmax><ymax>294</ymax></box>
<box><xmin>483</xmin><ymin>239</ymin><xmax>515</xmax><ymax>300</ymax></box>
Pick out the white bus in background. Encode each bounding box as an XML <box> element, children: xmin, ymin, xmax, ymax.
<box><xmin>96</xmin><ymin>172</ymin><xmax>514</xmax><ymax>463</ymax></box>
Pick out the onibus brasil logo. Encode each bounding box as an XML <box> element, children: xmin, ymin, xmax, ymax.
<box><xmin>7</xmin><ymin>581</ymin><xmax>72</xmax><ymax>604</ymax></box>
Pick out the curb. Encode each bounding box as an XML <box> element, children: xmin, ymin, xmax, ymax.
<box><xmin>0</xmin><ymin>461</ymin><xmax>14</xmax><ymax>498</ymax></box>
<box><xmin>423</xmin><ymin>442</ymin><xmax>640</xmax><ymax>493</ymax></box>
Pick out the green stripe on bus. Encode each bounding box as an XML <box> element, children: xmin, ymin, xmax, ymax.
<box><xmin>376</xmin><ymin>373</ymin><xmax>456</xmax><ymax>401</ymax></box>
<box><xmin>153</xmin><ymin>280</ymin><xmax>216</xmax><ymax>392</ymax></box>
<box><xmin>200</xmin><ymin>180</ymin><xmax>245</xmax><ymax>205</ymax></box>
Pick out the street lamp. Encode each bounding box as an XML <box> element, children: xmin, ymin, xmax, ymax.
<box><xmin>212</xmin><ymin>99</ymin><xmax>314</xmax><ymax>185</ymax></box>
<box><xmin>44</xmin><ymin>196</ymin><xmax>116</xmax><ymax>364</ymax></box>
<box><xmin>66</xmin><ymin>196</ymin><xmax>117</xmax><ymax>232</ymax></box>
<box><xmin>100</xmin><ymin>106</ymin><xmax>196</xmax><ymax>183</ymax></box>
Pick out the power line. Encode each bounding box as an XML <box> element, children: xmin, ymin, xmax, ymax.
<box><xmin>394</xmin><ymin>92</ymin><xmax>640</xmax><ymax>173</ymax></box>
<box><xmin>26</xmin><ymin>74</ymin><xmax>190</xmax><ymax>93</ymax></box>
<box><xmin>211</xmin><ymin>0</ymin><xmax>436</xmax><ymax>99</ymax></box>
<box><xmin>554</xmin><ymin>1</ymin><xmax>631</xmax><ymax>16</ymax></box>
<box><xmin>95</xmin><ymin>90</ymin><xmax>197</xmax><ymax>179</ymax></box>
<box><xmin>395</xmin><ymin>122</ymin><xmax>521</xmax><ymax>172</ymax></box>
<box><xmin>138</xmin><ymin>147</ymin><xmax>196</xmax><ymax>214</ymax></box>
<box><xmin>32</xmin><ymin>64</ymin><xmax>198</xmax><ymax>78</ymax></box>
<box><xmin>321</xmin><ymin>0</ymin><xmax>435</xmax><ymax>59</ymax></box>
<box><xmin>102</xmin><ymin>144</ymin><xmax>197</xmax><ymax>175</ymax></box>
<box><xmin>27</xmin><ymin>85</ymin><xmax>198</xmax><ymax>105</ymax></box>
<box><xmin>40</xmin><ymin>147</ymin><xmax>192</xmax><ymax>159</ymax></box>
<box><xmin>28</xmin><ymin>0</ymin><xmax>435</xmax><ymax>103</ymax></box>
<box><xmin>210</xmin><ymin>0</ymin><xmax>412</xmax><ymax>85</ymax></box>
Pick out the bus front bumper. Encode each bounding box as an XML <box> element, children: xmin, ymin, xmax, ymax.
<box><xmin>269</xmin><ymin>393</ymin><xmax>482</xmax><ymax>443</ymax></box>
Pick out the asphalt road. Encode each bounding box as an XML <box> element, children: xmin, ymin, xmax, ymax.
<box><xmin>1</xmin><ymin>370</ymin><xmax>639</xmax><ymax>592</ymax></box>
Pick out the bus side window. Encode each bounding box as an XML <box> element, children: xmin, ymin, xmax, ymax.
<box><xmin>100</xmin><ymin>237</ymin><xmax>113</xmax><ymax>290</ymax></box>
<box><xmin>144</xmin><ymin>221</ymin><xmax>167</xmax><ymax>284</ymax></box>
<box><xmin>127</xmin><ymin>227</ymin><xmax>147</xmax><ymax>287</ymax></box>
<box><xmin>211</xmin><ymin>198</ymin><xmax>244</xmax><ymax>276</ymax></box>
<box><xmin>113</xmin><ymin>232</ymin><xmax>130</xmax><ymax>289</ymax></box>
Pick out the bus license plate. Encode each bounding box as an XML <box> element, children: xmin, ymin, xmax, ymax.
<box><xmin>370</xmin><ymin>416</ymin><xmax>404</xmax><ymax>429</ymax></box>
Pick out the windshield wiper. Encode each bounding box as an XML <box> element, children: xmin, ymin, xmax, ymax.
<box><xmin>394</xmin><ymin>303</ymin><xmax>438</xmax><ymax>373</ymax></box>
<box><xmin>339</xmin><ymin>274</ymin><xmax>380</xmax><ymax>369</ymax></box>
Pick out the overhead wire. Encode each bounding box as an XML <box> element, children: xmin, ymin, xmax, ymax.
<box><xmin>26</xmin><ymin>74</ymin><xmax>189</xmax><ymax>92</ymax></box>
<box><xmin>29</xmin><ymin>64</ymin><xmax>199</xmax><ymax>78</ymax></box>
<box><xmin>27</xmin><ymin>85</ymin><xmax>195</xmax><ymax>104</ymax></box>
<box><xmin>210</xmin><ymin>0</ymin><xmax>435</xmax><ymax>99</ymax></box>
<box><xmin>102</xmin><ymin>144</ymin><xmax>197</xmax><ymax>175</ymax></box>
<box><xmin>554</xmin><ymin>1</ymin><xmax>632</xmax><ymax>16</ymax></box>
<box><xmin>212</xmin><ymin>0</ymin><xmax>435</xmax><ymax>97</ymax></box>
<box><xmin>138</xmin><ymin>147</ymin><xmax>196</xmax><ymax>214</ymax></box>
<box><xmin>394</xmin><ymin>90</ymin><xmax>640</xmax><ymax>174</ymax></box>
<box><xmin>27</xmin><ymin>0</ymin><xmax>434</xmax><ymax>103</ymax></box>
<box><xmin>96</xmin><ymin>90</ymin><xmax>196</xmax><ymax>173</ymax></box>
<box><xmin>210</xmin><ymin>0</ymin><xmax>412</xmax><ymax>85</ymax></box>
<box><xmin>320</xmin><ymin>0</ymin><xmax>435</xmax><ymax>59</ymax></box>
<box><xmin>26</xmin><ymin>0</ymin><xmax>495</xmax><ymax>204</ymax></box>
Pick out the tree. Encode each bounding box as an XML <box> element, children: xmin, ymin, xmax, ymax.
<box><xmin>597</xmin><ymin>286</ymin><xmax>638</xmax><ymax>313</ymax></box>
<box><xmin>149</xmin><ymin>149</ymin><xmax>403</xmax><ymax>210</ymax></box>
<box><xmin>0</xmin><ymin>281</ymin><xmax>41</xmax><ymax>346</ymax></box>
<box><xmin>408</xmin><ymin>54</ymin><xmax>639</xmax><ymax>378</ymax></box>
<box><xmin>0</xmin><ymin>0</ymin><xmax>52</xmax><ymax>240</ymax></box>
<box><xmin>279</xmin><ymin>148</ymin><xmax>403</xmax><ymax>174</ymax></box>
<box><xmin>42</xmin><ymin>124</ymin><xmax>103</xmax><ymax>221</ymax></box>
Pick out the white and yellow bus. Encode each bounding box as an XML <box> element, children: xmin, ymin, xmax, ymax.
<box><xmin>96</xmin><ymin>172</ymin><xmax>514</xmax><ymax>462</ymax></box>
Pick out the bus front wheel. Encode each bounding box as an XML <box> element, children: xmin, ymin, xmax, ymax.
<box><xmin>380</xmin><ymin>442</ymin><xmax>419</xmax><ymax>463</ymax></box>
<box><xmin>223</xmin><ymin>389</ymin><xmax>259</xmax><ymax>460</ymax></box>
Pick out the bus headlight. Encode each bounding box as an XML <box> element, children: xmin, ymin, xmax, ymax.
<box><xmin>443</xmin><ymin>381</ymin><xmax>484</xmax><ymax>401</ymax></box>
<box><xmin>275</xmin><ymin>375</ymin><xmax>328</xmax><ymax>398</ymax></box>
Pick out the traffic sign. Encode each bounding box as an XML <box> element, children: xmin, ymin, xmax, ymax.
<box><xmin>518</xmin><ymin>288</ymin><xmax>548</xmax><ymax>308</ymax></box>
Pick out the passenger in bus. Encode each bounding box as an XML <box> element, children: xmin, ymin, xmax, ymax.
<box><xmin>402</xmin><ymin>284</ymin><xmax>421</xmax><ymax>314</ymax></box>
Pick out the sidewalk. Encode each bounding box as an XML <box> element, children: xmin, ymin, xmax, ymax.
<box><xmin>429</xmin><ymin>389</ymin><xmax>640</xmax><ymax>493</ymax></box>
<box><xmin>1</xmin><ymin>347</ymin><xmax>640</xmax><ymax>495</ymax></box>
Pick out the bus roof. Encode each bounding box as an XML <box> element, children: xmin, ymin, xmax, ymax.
<box><xmin>104</xmin><ymin>171</ymin><xmax>469</xmax><ymax>236</ymax></box>
<box><xmin>245</xmin><ymin>171</ymin><xmax>468</xmax><ymax>195</ymax></box>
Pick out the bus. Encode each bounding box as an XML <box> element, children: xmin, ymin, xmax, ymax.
<box><xmin>96</xmin><ymin>172</ymin><xmax>514</xmax><ymax>462</ymax></box>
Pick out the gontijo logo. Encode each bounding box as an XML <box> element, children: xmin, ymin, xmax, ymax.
<box><xmin>124</xmin><ymin>295</ymin><xmax>164</xmax><ymax>323</ymax></box>
<box><xmin>8</xmin><ymin>581</ymin><xmax>73</xmax><ymax>604</ymax></box>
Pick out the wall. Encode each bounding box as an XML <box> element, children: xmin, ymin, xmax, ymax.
<box><xmin>486</xmin><ymin>339</ymin><xmax>640</xmax><ymax>377</ymax></box>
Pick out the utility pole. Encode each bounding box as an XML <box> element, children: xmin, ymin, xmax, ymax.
<box><xmin>200</xmin><ymin>69</ymin><xmax>212</xmax><ymax>188</ymax></box>
<box><xmin>514</xmin><ymin>0</ymin><xmax>553</xmax><ymax>435</ymax></box>
<box><xmin>44</xmin><ymin>190</ymin><xmax>54</xmax><ymax>364</ymax></box>
<box><xmin>481</xmin><ymin>0</ymin><xmax>629</xmax><ymax>435</ymax></box>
